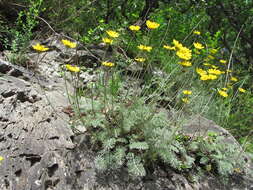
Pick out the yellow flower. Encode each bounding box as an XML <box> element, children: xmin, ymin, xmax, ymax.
<box><xmin>196</xmin><ymin>68</ymin><xmax>207</xmax><ymax>75</ymax></box>
<box><xmin>200</xmin><ymin>74</ymin><xmax>217</xmax><ymax>81</ymax></box>
<box><xmin>208</xmin><ymin>74</ymin><xmax>218</xmax><ymax>80</ymax></box>
<box><xmin>211</xmin><ymin>65</ymin><xmax>219</xmax><ymax>69</ymax></box>
<box><xmin>65</xmin><ymin>64</ymin><xmax>80</xmax><ymax>72</ymax></box>
<box><xmin>102</xmin><ymin>61</ymin><xmax>115</xmax><ymax>67</ymax></box>
<box><xmin>61</xmin><ymin>39</ymin><xmax>77</xmax><ymax>48</ymax></box>
<box><xmin>173</xmin><ymin>39</ymin><xmax>184</xmax><ymax>49</ymax></box>
<box><xmin>218</xmin><ymin>90</ymin><xmax>228</xmax><ymax>97</ymax></box>
<box><xmin>193</xmin><ymin>30</ymin><xmax>201</xmax><ymax>35</ymax></box>
<box><xmin>222</xmin><ymin>87</ymin><xmax>228</xmax><ymax>91</ymax></box>
<box><xmin>178</xmin><ymin>61</ymin><xmax>192</xmax><ymax>67</ymax></box>
<box><xmin>163</xmin><ymin>45</ymin><xmax>176</xmax><ymax>50</ymax></box>
<box><xmin>146</xmin><ymin>20</ymin><xmax>160</xmax><ymax>29</ymax></box>
<box><xmin>129</xmin><ymin>25</ymin><xmax>141</xmax><ymax>31</ymax></box>
<box><xmin>183</xmin><ymin>90</ymin><xmax>192</xmax><ymax>95</ymax></box>
<box><xmin>102</xmin><ymin>38</ymin><xmax>113</xmax><ymax>44</ymax></box>
<box><xmin>176</xmin><ymin>47</ymin><xmax>192</xmax><ymax>60</ymax></box>
<box><xmin>203</xmin><ymin>63</ymin><xmax>211</xmax><ymax>66</ymax></box>
<box><xmin>238</xmin><ymin>87</ymin><xmax>246</xmax><ymax>93</ymax></box>
<box><xmin>219</xmin><ymin>59</ymin><xmax>227</xmax><ymax>64</ymax></box>
<box><xmin>106</xmin><ymin>30</ymin><xmax>119</xmax><ymax>38</ymax></box>
<box><xmin>208</xmin><ymin>68</ymin><xmax>223</xmax><ymax>75</ymax></box>
<box><xmin>230</xmin><ymin>77</ymin><xmax>238</xmax><ymax>82</ymax></box>
<box><xmin>210</xmin><ymin>48</ymin><xmax>218</xmax><ymax>54</ymax></box>
<box><xmin>208</xmin><ymin>55</ymin><xmax>215</xmax><ymax>60</ymax></box>
<box><xmin>193</xmin><ymin>42</ymin><xmax>204</xmax><ymax>49</ymax></box>
<box><xmin>182</xmin><ymin>98</ymin><xmax>189</xmax><ymax>104</ymax></box>
<box><xmin>32</xmin><ymin>43</ymin><xmax>49</xmax><ymax>52</ymax></box>
<box><xmin>0</xmin><ymin>156</ymin><xmax>3</xmax><ymax>162</ymax></box>
<box><xmin>135</xmin><ymin>57</ymin><xmax>146</xmax><ymax>62</ymax></box>
<box><xmin>137</xmin><ymin>44</ymin><xmax>152</xmax><ymax>52</ymax></box>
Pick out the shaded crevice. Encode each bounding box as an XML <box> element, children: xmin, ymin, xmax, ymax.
<box><xmin>48</xmin><ymin>163</ymin><xmax>59</xmax><ymax>177</ymax></box>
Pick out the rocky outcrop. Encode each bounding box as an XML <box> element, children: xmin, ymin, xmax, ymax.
<box><xmin>0</xmin><ymin>37</ymin><xmax>252</xmax><ymax>189</ymax></box>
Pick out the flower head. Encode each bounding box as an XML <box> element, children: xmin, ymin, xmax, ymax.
<box><xmin>146</xmin><ymin>20</ymin><xmax>160</xmax><ymax>29</ymax></box>
<box><xmin>0</xmin><ymin>156</ymin><xmax>3</xmax><ymax>162</ymax></box>
<box><xmin>208</xmin><ymin>68</ymin><xmax>223</xmax><ymax>75</ymax></box>
<box><xmin>129</xmin><ymin>25</ymin><xmax>141</xmax><ymax>31</ymax></box>
<box><xmin>32</xmin><ymin>43</ymin><xmax>49</xmax><ymax>52</ymax></box>
<box><xmin>102</xmin><ymin>38</ymin><xmax>113</xmax><ymax>44</ymax></box>
<box><xmin>193</xmin><ymin>42</ymin><xmax>204</xmax><ymax>50</ymax></box>
<box><xmin>230</xmin><ymin>77</ymin><xmax>238</xmax><ymax>82</ymax></box>
<box><xmin>182</xmin><ymin>98</ymin><xmax>189</xmax><ymax>104</ymax></box>
<box><xmin>218</xmin><ymin>90</ymin><xmax>228</xmax><ymax>97</ymax></box>
<box><xmin>173</xmin><ymin>39</ymin><xmax>184</xmax><ymax>49</ymax></box>
<box><xmin>65</xmin><ymin>64</ymin><xmax>80</xmax><ymax>72</ymax></box>
<box><xmin>106</xmin><ymin>30</ymin><xmax>119</xmax><ymax>38</ymax></box>
<box><xmin>61</xmin><ymin>39</ymin><xmax>77</xmax><ymax>48</ymax></box>
<box><xmin>135</xmin><ymin>57</ymin><xmax>146</xmax><ymax>62</ymax></box>
<box><xmin>178</xmin><ymin>61</ymin><xmax>192</xmax><ymax>67</ymax></box>
<box><xmin>210</xmin><ymin>48</ymin><xmax>218</xmax><ymax>54</ymax></box>
<box><xmin>102</xmin><ymin>61</ymin><xmax>115</xmax><ymax>67</ymax></box>
<box><xmin>137</xmin><ymin>44</ymin><xmax>152</xmax><ymax>52</ymax></box>
<box><xmin>196</xmin><ymin>68</ymin><xmax>207</xmax><ymax>75</ymax></box>
<box><xmin>203</xmin><ymin>63</ymin><xmax>211</xmax><ymax>66</ymax></box>
<box><xmin>219</xmin><ymin>59</ymin><xmax>227</xmax><ymax>64</ymax></box>
<box><xmin>183</xmin><ymin>90</ymin><xmax>192</xmax><ymax>95</ymax></box>
<box><xmin>163</xmin><ymin>45</ymin><xmax>176</xmax><ymax>50</ymax></box>
<box><xmin>238</xmin><ymin>87</ymin><xmax>246</xmax><ymax>93</ymax></box>
<box><xmin>193</xmin><ymin>30</ymin><xmax>201</xmax><ymax>35</ymax></box>
<box><xmin>176</xmin><ymin>47</ymin><xmax>192</xmax><ymax>60</ymax></box>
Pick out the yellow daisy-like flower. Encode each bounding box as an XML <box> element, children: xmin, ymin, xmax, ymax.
<box><xmin>218</xmin><ymin>90</ymin><xmax>228</xmax><ymax>97</ymax></box>
<box><xmin>208</xmin><ymin>68</ymin><xmax>223</xmax><ymax>75</ymax></box>
<box><xmin>61</xmin><ymin>39</ymin><xmax>77</xmax><ymax>48</ymax></box>
<box><xmin>211</xmin><ymin>65</ymin><xmax>219</xmax><ymax>69</ymax></box>
<box><xmin>135</xmin><ymin>57</ymin><xmax>146</xmax><ymax>62</ymax></box>
<box><xmin>137</xmin><ymin>44</ymin><xmax>152</xmax><ymax>52</ymax></box>
<box><xmin>208</xmin><ymin>55</ymin><xmax>215</xmax><ymax>60</ymax></box>
<box><xmin>196</xmin><ymin>68</ymin><xmax>207</xmax><ymax>75</ymax></box>
<box><xmin>172</xmin><ymin>39</ymin><xmax>184</xmax><ymax>49</ymax></box>
<box><xmin>146</xmin><ymin>20</ymin><xmax>160</xmax><ymax>29</ymax></box>
<box><xmin>200</xmin><ymin>74</ymin><xmax>217</xmax><ymax>81</ymax></box>
<box><xmin>0</xmin><ymin>156</ymin><xmax>3</xmax><ymax>162</ymax></box>
<box><xmin>203</xmin><ymin>63</ymin><xmax>211</xmax><ymax>66</ymax></box>
<box><xmin>210</xmin><ymin>48</ymin><xmax>218</xmax><ymax>54</ymax></box>
<box><xmin>219</xmin><ymin>59</ymin><xmax>227</xmax><ymax>64</ymax></box>
<box><xmin>129</xmin><ymin>25</ymin><xmax>141</xmax><ymax>31</ymax></box>
<box><xmin>193</xmin><ymin>42</ymin><xmax>204</xmax><ymax>49</ymax></box>
<box><xmin>193</xmin><ymin>30</ymin><xmax>201</xmax><ymax>35</ymax></box>
<box><xmin>183</xmin><ymin>90</ymin><xmax>192</xmax><ymax>95</ymax></box>
<box><xmin>65</xmin><ymin>64</ymin><xmax>80</xmax><ymax>72</ymax></box>
<box><xmin>222</xmin><ymin>87</ymin><xmax>228</xmax><ymax>91</ymax></box>
<box><xmin>230</xmin><ymin>77</ymin><xmax>238</xmax><ymax>82</ymax></box>
<box><xmin>106</xmin><ymin>30</ymin><xmax>119</xmax><ymax>38</ymax></box>
<box><xmin>178</xmin><ymin>61</ymin><xmax>192</xmax><ymax>67</ymax></box>
<box><xmin>32</xmin><ymin>43</ymin><xmax>49</xmax><ymax>52</ymax></box>
<box><xmin>182</xmin><ymin>98</ymin><xmax>189</xmax><ymax>104</ymax></box>
<box><xmin>163</xmin><ymin>45</ymin><xmax>176</xmax><ymax>50</ymax></box>
<box><xmin>102</xmin><ymin>38</ymin><xmax>113</xmax><ymax>44</ymax></box>
<box><xmin>238</xmin><ymin>87</ymin><xmax>246</xmax><ymax>93</ymax></box>
<box><xmin>176</xmin><ymin>47</ymin><xmax>192</xmax><ymax>60</ymax></box>
<box><xmin>102</xmin><ymin>61</ymin><xmax>115</xmax><ymax>67</ymax></box>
